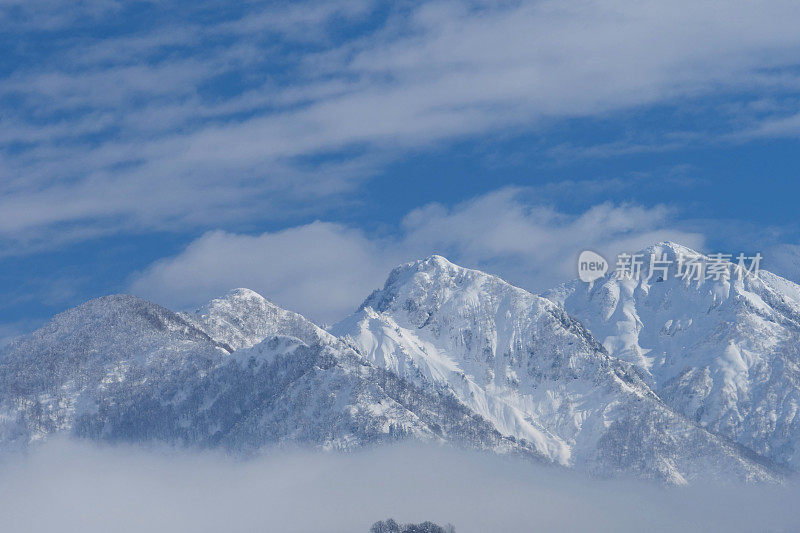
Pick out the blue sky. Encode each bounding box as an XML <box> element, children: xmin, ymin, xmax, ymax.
<box><xmin>2</xmin><ymin>0</ymin><xmax>800</xmax><ymax>338</ymax></box>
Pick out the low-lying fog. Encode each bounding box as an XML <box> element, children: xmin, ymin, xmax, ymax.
<box><xmin>0</xmin><ymin>440</ymin><xmax>797</xmax><ymax>533</ymax></box>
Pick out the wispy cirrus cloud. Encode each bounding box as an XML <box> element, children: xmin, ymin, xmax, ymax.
<box><xmin>736</xmin><ymin>110</ymin><xmax>800</xmax><ymax>139</ymax></box>
<box><xmin>3</xmin><ymin>0</ymin><xmax>800</xmax><ymax>252</ymax></box>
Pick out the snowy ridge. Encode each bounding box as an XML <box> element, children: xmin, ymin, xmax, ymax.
<box><xmin>546</xmin><ymin>241</ymin><xmax>800</xmax><ymax>470</ymax></box>
<box><xmin>335</xmin><ymin>255</ymin><xmax>781</xmax><ymax>483</ymax></box>
<box><xmin>1</xmin><ymin>248</ymin><xmax>798</xmax><ymax>484</ymax></box>
<box><xmin>0</xmin><ymin>292</ymin><xmax>539</xmax><ymax>459</ymax></box>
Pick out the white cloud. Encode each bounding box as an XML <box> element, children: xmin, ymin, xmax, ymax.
<box><xmin>2</xmin><ymin>440</ymin><xmax>799</xmax><ymax>533</ymax></box>
<box><xmin>0</xmin><ymin>0</ymin><xmax>122</xmax><ymax>30</ymax></box>
<box><xmin>399</xmin><ymin>188</ymin><xmax>705</xmax><ymax>292</ymax></box>
<box><xmin>130</xmin><ymin>188</ymin><xmax>703</xmax><ymax>322</ymax></box>
<box><xmin>129</xmin><ymin>222</ymin><xmax>402</xmax><ymax>324</ymax></box>
<box><xmin>737</xmin><ymin>111</ymin><xmax>800</xmax><ymax>139</ymax></box>
<box><xmin>2</xmin><ymin>0</ymin><xmax>800</xmax><ymax>249</ymax></box>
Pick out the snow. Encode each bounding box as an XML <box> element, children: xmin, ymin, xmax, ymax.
<box><xmin>334</xmin><ymin>253</ymin><xmax>780</xmax><ymax>483</ymax></box>
<box><xmin>546</xmin><ymin>241</ymin><xmax>800</xmax><ymax>469</ymax></box>
<box><xmin>1</xmin><ymin>244</ymin><xmax>797</xmax><ymax>484</ymax></box>
<box><xmin>180</xmin><ymin>288</ymin><xmax>334</xmax><ymax>350</ymax></box>
<box><xmin>0</xmin><ymin>291</ymin><xmax>539</xmax><ymax>462</ymax></box>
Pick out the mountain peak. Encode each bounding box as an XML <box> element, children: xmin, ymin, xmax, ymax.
<box><xmin>199</xmin><ymin>288</ymin><xmax>269</xmax><ymax>311</ymax></box>
<box><xmin>636</xmin><ymin>241</ymin><xmax>704</xmax><ymax>258</ymax></box>
<box><xmin>420</xmin><ymin>254</ymin><xmax>457</xmax><ymax>269</ymax></box>
<box><xmin>225</xmin><ymin>287</ymin><xmax>268</xmax><ymax>300</ymax></box>
<box><xmin>184</xmin><ymin>288</ymin><xmax>332</xmax><ymax>351</ymax></box>
<box><xmin>393</xmin><ymin>254</ymin><xmax>462</xmax><ymax>277</ymax></box>
<box><xmin>76</xmin><ymin>293</ymin><xmax>153</xmax><ymax>310</ymax></box>
<box><xmin>49</xmin><ymin>294</ymin><xmax>184</xmax><ymax>330</ymax></box>
<box><xmin>361</xmin><ymin>254</ymin><xmax>505</xmax><ymax>315</ymax></box>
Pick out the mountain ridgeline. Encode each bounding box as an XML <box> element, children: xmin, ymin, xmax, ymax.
<box><xmin>1</xmin><ymin>243</ymin><xmax>798</xmax><ymax>485</ymax></box>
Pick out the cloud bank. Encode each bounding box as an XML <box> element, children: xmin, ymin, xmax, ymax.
<box><xmin>130</xmin><ymin>222</ymin><xmax>398</xmax><ymax>325</ymax></box>
<box><xmin>1</xmin><ymin>440</ymin><xmax>798</xmax><ymax>533</ymax></box>
<box><xmin>130</xmin><ymin>188</ymin><xmax>703</xmax><ymax>323</ymax></box>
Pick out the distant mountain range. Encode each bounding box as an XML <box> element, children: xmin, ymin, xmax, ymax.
<box><xmin>2</xmin><ymin>242</ymin><xmax>797</xmax><ymax>485</ymax></box>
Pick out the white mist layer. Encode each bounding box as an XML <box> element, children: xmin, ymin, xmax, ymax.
<box><xmin>0</xmin><ymin>441</ymin><xmax>798</xmax><ymax>533</ymax></box>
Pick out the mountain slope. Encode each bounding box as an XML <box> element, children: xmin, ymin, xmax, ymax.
<box><xmin>0</xmin><ymin>295</ymin><xmax>228</xmax><ymax>447</ymax></box>
<box><xmin>546</xmin><ymin>242</ymin><xmax>800</xmax><ymax>469</ymax></box>
<box><xmin>334</xmin><ymin>255</ymin><xmax>781</xmax><ymax>483</ymax></box>
<box><xmin>0</xmin><ymin>293</ymin><xmax>537</xmax><ymax>459</ymax></box>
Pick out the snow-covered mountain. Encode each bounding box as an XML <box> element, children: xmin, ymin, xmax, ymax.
<box><xmin>333</xmin><ymin>256</ymin><xmax>780</xmax><ymax>484</ymax></box>
<box><xmin>1</xmin><ymin>249</ymin><xmax>797</xmax><ymax>485</ymax></box>
<box><xmin>545</xmin><ymin>242</ymin><xmax>800</xmax><ymax>470</ymax></box>
<box><xmin>0</xmin><ymin>293</ymin><xmax>539</xmax><ymax>458</ymax></box>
